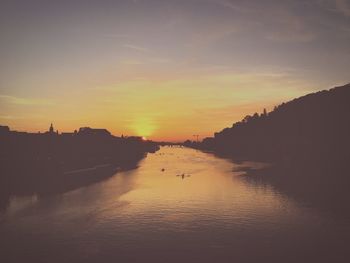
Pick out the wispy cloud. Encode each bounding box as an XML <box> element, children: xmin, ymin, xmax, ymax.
<box><xmin>0</xmin><ymin>115</ymin><xmax>23</xmax><ymax>120</ymax></box>
<box><xmin>193</xmin><ymin>1</ymin><xmax>316</xmax><ymax>46</ymax></box>
<box><xmin>119</xmin><ymin>57</ymin><xmax>171</xmax><ymax>66</ymax></box>
<box><xmin>120</xmin><ymin>59</ymin><xmax>144</xmax><ymax>65</ymax></box>
<box><xmin>262</xmin><ymin>5</ymin><xmax>317</xmax><ymax>43</ymax></box>
<box><xmin>149</xmin><ymin>58</ymin><xmax>171</xmax><ymax>64</ymax></box>
<box><xmin>265</xmin><ymin>29</ymin><xmax>316</xmax><ymax>43</ymax></box>
<box><xmin>123</xmin><ymin>44</ymin><xmax>150</xmax><ymax>52</ymax></box>
<box><xmin>211</xmin><ymin>0</ymin><xmax>253</xmax><ymax>13</ymax></box>
<box><xmin>0</xmin><ymin>95</ymin><xmax>54</xmax><ymax>106</ymax></box>
<box><xmin>103</xmin><ymin>33</ymin><xmax>131</xmax><ymax>39</ymax></box>
<box><xmin>335</xmin><ymin>0</ymin><xmax>350</xmax><ymax>16</ymax></box>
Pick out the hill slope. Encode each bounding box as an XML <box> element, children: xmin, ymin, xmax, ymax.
<box><xmin>191</xmin><ymin>83</ymin><xmax>350</xmax><ymax>217</ymax></box>
<box><xmin>199</xmin><ymin>83</ymin><xmax>350</xmax><ymax>164</ymax></box>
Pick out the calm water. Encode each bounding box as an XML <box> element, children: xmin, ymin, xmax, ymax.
<box><xmin>0</xmin><ymin>147</ymin><xmax>349</xmax><ymax>263</ymax></box>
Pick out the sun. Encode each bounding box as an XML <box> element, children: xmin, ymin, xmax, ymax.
<box><xmin>129</xmin><ymin>117</ymin><xmax>156</xmax><ymax>138</ymax></box>
<box><xmin>142</xmin><ymin>136</ymin><xmax>147</xmax><ymax>141</ymax></box>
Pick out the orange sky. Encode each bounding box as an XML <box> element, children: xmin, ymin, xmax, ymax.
<box><xmin>1</xmin><ymin>1</ymin><xmax>349</xmax><ymax>141</ymax></box>
<box><xmin>0</xmin><ymin>72</ymin><xmax>317</xmax><ymax>141</ymax></box>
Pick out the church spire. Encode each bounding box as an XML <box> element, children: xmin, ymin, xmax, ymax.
<box><xmin>49</xmin><ymin>123</ymin><xmax>54</xmax><ymax>133</ymax></box>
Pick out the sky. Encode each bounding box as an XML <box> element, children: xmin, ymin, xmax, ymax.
<box><xmin>0</xmin><ymin>0</ymin><xmax>349</xmax><ymax>141</ymax></box>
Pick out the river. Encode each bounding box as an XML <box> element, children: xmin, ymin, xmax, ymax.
<box><xmin>0</xmin><ymin>146</ymin><xmax>349</xmax><ymax>262</ymax></box>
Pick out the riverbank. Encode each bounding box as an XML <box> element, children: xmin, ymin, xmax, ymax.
<box><xmin>184</xmin><ymin>84</ymin><xmax>350</xmax><ymax>219</ymax></box>
<box><xmin>185</xmin><ymin>145</ymin><xmax>350</xmax><ymax>220</ymax></box>
<box><xmin>0</xmin><ymin>126</ymin><xmax>159</xmax><ymax>210</ymax></box>
<box><xmin>237</xmin><ymin>159</ymin><xmax>350</xmax><ymax>221</ymax></box>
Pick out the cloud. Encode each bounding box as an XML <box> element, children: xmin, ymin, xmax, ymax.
<box><xmin>212</xmin><ymin>0</ymin><xmax>246</xmax><ymax>12</ymax></box>
<box><xmin>120</xmin><ymin>59</ymin><xmax>144</xmax><ymax>65</ymax></box>
<box><xmin>262</xmin><ymin>5</ymin><xmax>317</xmax><ymax>43</ymax></box>
<box><xmin>194</xmin><ymin>1</ymin><xmax>316</xmax><ymax>45</ymax></box>
<box><xmin>190</xmin><ymin>23</ymin><xmax>239</xmax><ymax>48</ymax></box>
<box><xmin>103</xmin><ymin>33</ymin><xmax>131</xmax><ymax>39</ymax></box>
<box><xmin>0</xmin><ymin>95</ymin><xmax>54</xmax><ymax>106</ymax></box>
<box><xmin>0</xmin><ymin>115</ymin><xmax>22</xmax><ymax>120</ymax></box>
<box><xmin>119</xmin><ymin>57</ymin><xmax>171</xmax><ymax>66</ymax></box>
<box><xmin>148</xmin><ymin>58</ymin><xmax>171</xmax><ymax>64</ymax></box>
<box><xmin>335</xmin><ymin>0</ymin><xmax>350</xmax><ymax>16</ymax></box>
<box><xmin>265</xmin><ymin>30</ymin><xmax>316</xmax><ymax>43</ymax></box>
<box><xmin>123</xmin><ymin>44</ymin><xmax>150</xmax><ymax>52</ymax></box>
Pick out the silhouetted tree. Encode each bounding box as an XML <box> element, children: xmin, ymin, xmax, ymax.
<box><xmin>193</xmin><ymin>83</ymin><xmax>350</xmax><ymax>164</ymax></box>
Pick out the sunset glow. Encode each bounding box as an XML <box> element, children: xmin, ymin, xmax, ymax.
<box><xmin>1</xmin><ymin>0</ymin><xmax>349</xmax><ymax>141</ymax></box>
<box><xmin>130</xmin><ymin>117</ymin><xmax>157</xmax><ymax>138</ymax></box>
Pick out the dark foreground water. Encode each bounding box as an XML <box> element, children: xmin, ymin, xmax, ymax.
<box><xmin>0</xmin><ymin>147</ymin><xmax>349</xmax><ymax>263</ymax></box>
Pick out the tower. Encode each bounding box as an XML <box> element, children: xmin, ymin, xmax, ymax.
<box><xmin>193</xmin><ymin>134</ymin><xmax>199</xmax><ymax>143</ymax></box>
<box><xmin>49</xmin><ymin>123</ymin><xmax>54</xmax><ymax>133</ymax></box>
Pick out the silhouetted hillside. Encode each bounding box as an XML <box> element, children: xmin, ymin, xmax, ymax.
<box><xmin>187</xmin><ymin>83</ymin><xmax>350</xmax><ymax>217</ymax></box>
<box><xmin>194</xmin><ymin>83</ymin><xmax>350</xmax><ymax>163</ymax></box>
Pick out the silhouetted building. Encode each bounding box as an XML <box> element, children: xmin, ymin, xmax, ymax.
<box><xmin>0</xmin><ymin>123</ymin><xmax>159</xmax><ymax>204</ymax></box>
<box><xmin>61</xmin><ymin>132</ymin><xmax>75</xmax><ymax>137</ymax></box>
<box><xmin>78</xmin><ymin>127</ymin><xmax>111</xmax><ymax>137</ymax></box>
<box><xmin>126</xmin><ymin>136</ymin><xmax>143</xmax><ymax>142</ymax></box>
<box><xmin>0</xmin><ymin>125</ymin><xmax>10</xmax><ymax>135</ymax></box>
